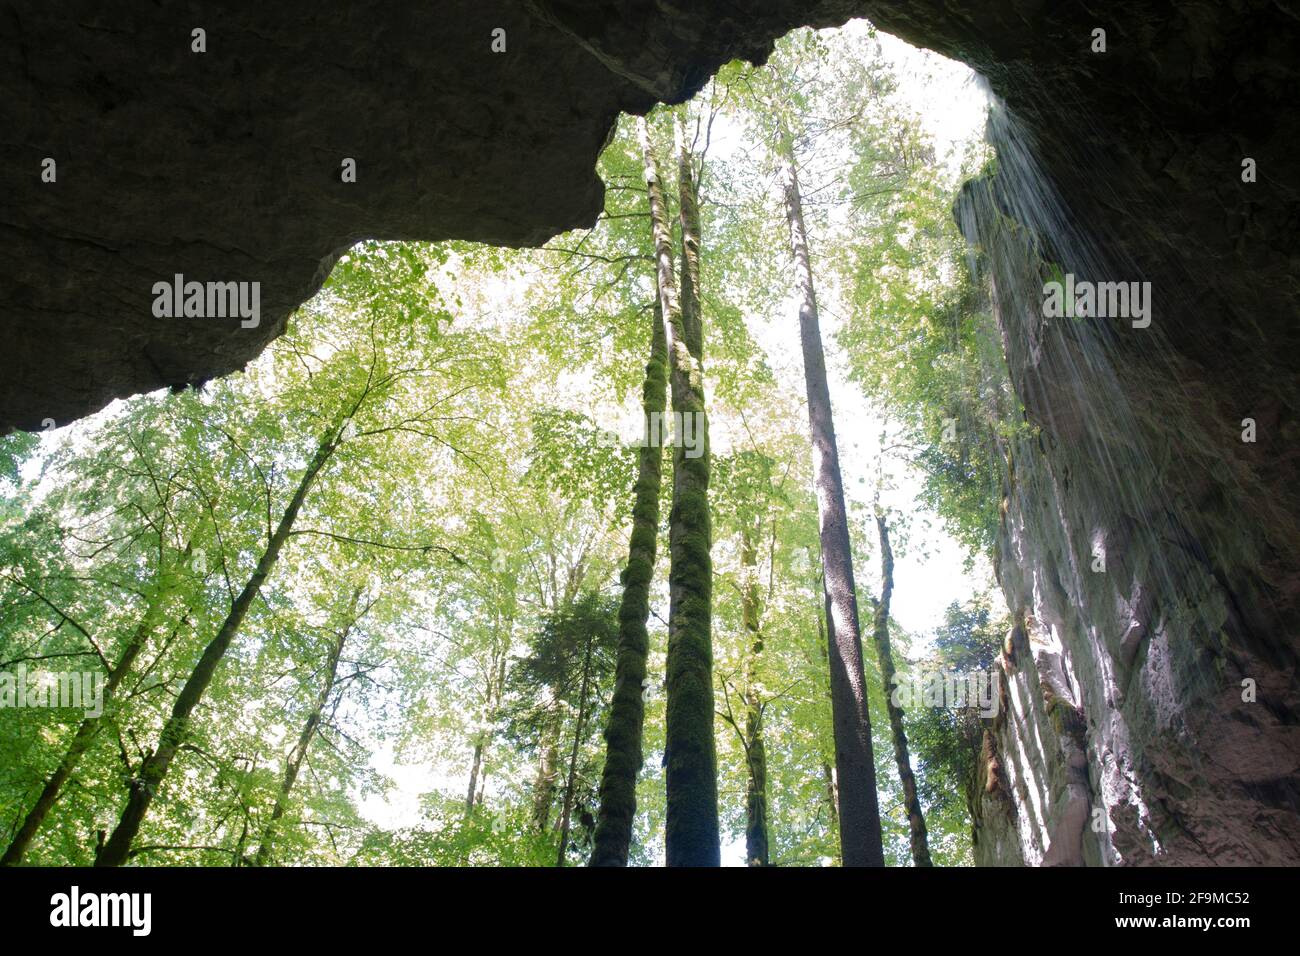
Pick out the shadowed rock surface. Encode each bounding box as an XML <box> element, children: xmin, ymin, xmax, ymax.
<box><xmin>2</xmin><ymin>0</ymin><xmax>861</xmax><ymax>432</ymax></box>
<box><xmin>5</xmin><ymin>2</ymin><xmax>1295</xmax><ymax>433</ymax></box>
<box><xmin>3</xmin><ymin>0</ymin><xmax>1297</xmax><ymax>864</ymax></box>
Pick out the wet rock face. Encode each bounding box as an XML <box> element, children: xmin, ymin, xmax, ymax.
<box><xmin>960</xmin><ymin>134</ymin><xmax>1300</xmax><ymax>864</ymax></box>
<box><xmin>872</xmin><ymin>0</ymin><xmax>1300</xmax><ymax>673</ymax></box>
<box><xmin>861</xmin><ymin>0</ymin><xmax>1300</xmax><ymax>866</ymax></box>
<box><xmin>975</xmin><ymin>427</ymin><xmax>1300</xmax><ymax>865</ymax></box>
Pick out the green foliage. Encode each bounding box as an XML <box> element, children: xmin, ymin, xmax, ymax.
<box><xmin>0</xmin><ymin>432</ymin><xmax>37</xmax><ymax>486</ymax></box>
<box><xmin>504</xmin><ymin>591</ymin><xmax>619</xmax><ymax>752</ymax></box>
<box><xmin>353</xmin><ymin>797</ymin><xmax>555</xmax><ymax>867</ymax></box>
<box><xmin>525</xmin><ymin>410</ymin><xmax>635</xmax><ymax>519</ymax></box>
<box><xmin>0</xmin><ymin>23</ymin><xmax>1003</xmax><ymax>867</ymax></box>
<box><xmin>905</xmin><ymin>599</ymin><xmax>1004</xmax><ymax>865</ymax></box>
<box><xmin>835</xmin><ymin>107</ymin><xmax>1017</xmax><ymax>559</ymax></box>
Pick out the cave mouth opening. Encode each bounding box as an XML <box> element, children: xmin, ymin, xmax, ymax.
<box><xmin>0</xmin><ymin>19</ymin><xmax>1019</xmax><ymax>868</ymax></box>
<box><xmin>20</xmin><ymin>6</ymin><xmax>1294</xmax><ymax>871</ymax></box>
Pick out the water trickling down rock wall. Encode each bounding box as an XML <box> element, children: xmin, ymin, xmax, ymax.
<box><xmin>958</xmin><ymin>111</ymin><xmax>1300</xmax><ymax>863</ymax></box>
<box><xmin>866</xmin><ymin>0</ymin><xmax>1300</xmax><ymax>867</ymax></box>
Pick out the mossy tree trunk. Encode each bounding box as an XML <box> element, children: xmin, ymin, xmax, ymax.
<box><xmin>778</xmin><ymin>127</ymin><xmax>885</xmax><ymax>867</ymax></box>
<box><xmin>637</xmin><ymin>113</ymin><xmax>719</xmax><ymax>867</ymax></box>
<box><xmin>677</xmin><ymin>114</ymin><xmax>703</xmax><ymax>360</ymax></box>
<box><xmin>589</xmin><ymin>300</ymin><xmax>668</xmax><ymax>866</ymax></box>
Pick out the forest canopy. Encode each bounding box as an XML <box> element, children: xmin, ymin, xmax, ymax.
<box><xmin>0</xmin><ymin>23</ymin><xmax>1013</xmax><ymax>868</ymax></box>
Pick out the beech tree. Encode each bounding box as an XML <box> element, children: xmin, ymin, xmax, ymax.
<box><xmin>1</xmin><ymin>421</ymin><xmax>209</xmax><ymax>865</ymax></box>
<box><xmin>637</xmin><ymin>112</ymin><xmax>720</xmax><ymax>867</ymax></box>
<box><xmin>869</xmin><ymin>513</ymin><xmax>931</xmax><ymax>866</ymax></box>
<box><xmin>589</xmin><ymin>299</ymin><xmax>667</xmax><ymax>866</ymax></box>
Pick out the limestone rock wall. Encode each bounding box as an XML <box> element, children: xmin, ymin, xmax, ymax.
<box><xmin>10</xmin><ymin>0</ymin><xmax>1298</xmax><ymax>455</ymax></box>
<box><xmin>961</xmin><ymin>136</ymin><xmax>1300</xmax><ymax>864</ymax></box>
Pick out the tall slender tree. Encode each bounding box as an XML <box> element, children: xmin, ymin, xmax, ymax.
<box><xmin>590</xmin><ymin>300</ymin><xmax>668</xmax><ymax>867</ymax></box>
<box><xmin>555</xmin><ymin>620</ymin><xmax>596</xmax><ymax>866</ymax></box>
<box><xmin>1</xmin><ymin>577</ymin><xmax>172</xmax><ymax>865</ymax></box>
<box><xmin>94</xmin><ymin>413</ymin><xmax>348</xmax><ymax>867</ymax></box>
<box><xmin>778</xmin><ymin>122</ymin><xmax>885</xmax><ymax>866</ymax></box>
<box><xmin>869</xmin><ymin>512</ymin><xmax>931</xmax><ymax>866</ymax></box>
<box><xmin>466</xmin><ymin>646</ymin><xmax>508</xmax><ymax>817</ymax></box>
<box><xmin>738</xmin><ymin>520</ymin><xmax>770</xmax><ymax>865</ymax></box>
<box><xmin>677</xmin><ymin>114</ymin><xmax>704</xmax><ymax>359</ymax></box>
<box><xmin>531</xmin><ymin>730</ymin><xmax>560</xmax><ymax>832</ymax></box>
<box><xmin>638</xmin><ymin>112</ymin><xmax>720</xmax><ymax>866</ymax></box>
<box><xmin>253</xmin><ymin>585</ymin><xmax>367</xmax><ymax>866</ymax></box>
<box><xmin>0</xmin><ymin>423</ymin><xmax>212</xmax><ymax>866</ymax></box>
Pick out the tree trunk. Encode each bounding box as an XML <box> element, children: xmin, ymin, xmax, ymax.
<box><xmin>475</xmin><ymin>757</ymin><xmax>488</xmax><ymax>808</ymax></box>
<box><xmin>532</xmin><ymin>733</ymin><xmax>560</xmax><ymax>832</ymax></box>
<box><xmin>556</xmin><ymin>629</ymin><xmax>595</xmax><ymax>866</ymax></box>
<box><xmin>464</xmin><ymin>744</ymin><xmax>484</xmax><ymax>816</ymax></box>
<box><xmin>778</xmin><ymin>128</ymin><xmax>885</xmax><ymax>867</ymax></box>
<box><xmin>589</xmin><ymin>300</ymin><xmax>668</xmax><ymax>866</ymax></box>
<box><xmin>253</xmin><ymin>586</ymin><xmax>362</xmax><ymax>866</ymax></box>
<box><xmin>871</xmin><ymin>513</ymin><xmax>932</xmax><ymax>866</ymax></box>
<box><xmin>822</xmin><ymin>761</ymin><xmax>840</xmax><ymax>864</ymax></box>
<box><xmin>811</xmin><ymin>550</ymin><xmax>842</xmax><ymax>865</ymax></box>
<box><xmin>739</xmin><ymin>524</ymin><xmax>770</xmax><ymax>866</ymax></box>
<box><xmin>677</xmin><ymin>116</ymin><xmax>703</xmax><ymax>359</ymax></box>
<box><xmin>1</xmin><ymin>577</ymin><xmax>173</xmax><ymax>866</ymax></box>
<box><xmin>94</xmin><ymin>420</ymin><xmax>343</xmax><ymax>867</ymax></box>
<box><xmin>636</xmin><ymin>113</ymin><xmax>719</xmax><ymax>867</ymax></box>
<box><xmin>465</xmin><ymin>645</ymin><xmax>507</xmax><ymax>817</ymax></box>
<box><xmin>811</xmin><ymin>551</ymin><xmax>843</xmax><ymax>866</ymax></box>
